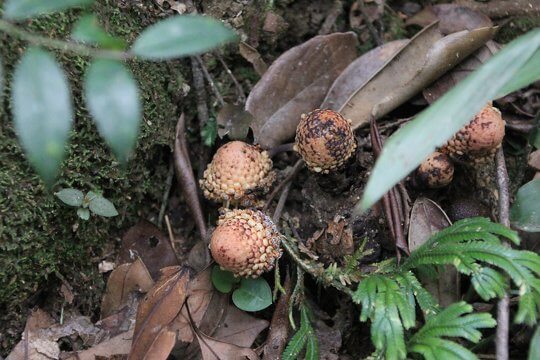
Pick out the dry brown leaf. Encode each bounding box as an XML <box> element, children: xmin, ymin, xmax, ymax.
<box><xmin>406</xmin><ymin>4</ymin><xmax>492</xmax><ymax>35</ymax></box>
<box><xmin>194</xmin><ymin>330</ymin><xmax>259</xmax><ymax>360</ymax></box>
<box><xmin>118</xmin><ymin>220</ymin><xmax>179</xmax><ymax>280</ymax></box>
<box><xmin>101</xmin><ymin>258</ymin><xmax>154</xmax><ymax>319</ymax></box>
<box><xmin>65</xmin><ymin>329</ymin><xmax>134</xmax><ymax>360</ymax></box>
<box><xmin>217</xmin><ymin>104</ymin><xmax>254</xmax><ymax>141</ymax></box>
<box><xmin>246</xmin><ymin>32</ymin><xmax>358</xmax><ymax>149</ymax></box>
<box><xmin>322</xmin><ymin>39</ymin><xmax>409</xmax><ymax>110</ymax></box>
<box><xmin>239</xmin><ymin>42</ymin><xmax>268</xmax><ymax>76</ymax></box>
<box><xmin>306</xmin><ymin>215</ymin><xmax>354</xmax><ymax>265</ymax></box>
<box><xmin>408</xmin><ymin>197</ymin><xmax>460</xmax><ymax>307</ymax></box>
<box><xmin>129</xmin><ymin>266</ymin><xmax>192</xmax><ymax>360</ymax></box>
<box><xmin>423</xmin><ymin>41</ymin><xmax>499</xmax><ymax>103</ymax></box>
<box><xmin>213</xmin><ymin>305</ymin><xmax>269</xmax><ymax>347</ymax></box>
<box><xmin>339</xmin><ymin>22</ymin><xmax>496</xmax><ymax>130</ymax></box>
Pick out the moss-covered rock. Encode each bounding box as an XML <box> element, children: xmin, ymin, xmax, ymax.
<box><xmin>0</xmin><ymin>0</ymin><xmax>186</xmax><ymax>351</ymax></box>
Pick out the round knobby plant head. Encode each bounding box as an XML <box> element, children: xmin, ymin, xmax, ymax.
<box><xmin>200</xmin><ymin>141</ymin><xmax>275</xmax><ymax>206</ymax></box>
<box><xmin>210</xmin><ymin>209</ymin><xmax>282</xmax><ymax>278</ymax></box>
<box><xmin>294</xmin><ymin>109</ymin><xmax>356</xmax><ymax>173</ymax></box>
<box><xmin>417</xmin><ymin>151</ymin><xmax>454</xmax><ymax>188</ymax></box>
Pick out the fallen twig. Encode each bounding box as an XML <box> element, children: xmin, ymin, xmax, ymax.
<box><xmin>174</xmin><ymin>114</ymin><xmax>208</xmax><ymax>240</ymax></box>
<box><xmin>263</xmin><ymin>272</ymin><xmax>293</xmax><ymax>360</ymax></box>
<box><xmin>216</xmin><ymin>52</ymin><xmax>247</xmax><ymax>103</ymax></box>
<box><xmin>158</xmin><ymin>160</ymin><xmax>175</xmax><ymax>229</ymax></box>
<box><xmin>354</xmin><ymin>0</ymin><xmax>383</xmax><ymax>46</ymax></box>
<box><xmin>196</xmin><ymin>56</ymin><xmax>225</xmax><ymax>107</ymax></box>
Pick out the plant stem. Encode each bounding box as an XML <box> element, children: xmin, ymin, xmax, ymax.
<box><xmin>0</xmin><ymin>19</ymin><xmax>132</xmax><ymax>61</ymax></box>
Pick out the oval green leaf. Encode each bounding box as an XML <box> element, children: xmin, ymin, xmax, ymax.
<box><xmin>232</xmin><ymin>277</ymin><xmax>272</xmax><ymax>312</ymax></box>
<box><xmin>4</xmin><ymin>0</ymin><xmax>94</xmax><ymax>20</ymax></box>
<box><xmin>132</xmin><ymin>15</ymin><xmax>237</xmax><ymax>60</ymax></box>
<box><xmin>77</xmin><ymin>207</ymin><xmax>90</xmax><ymax>220</ymax></box>
<box><xmin>55</xmin><ymin>188</ymin><xmax>84</xmax><ymax>207</ymax></box>
<box><xmin>357</xmin><ymin>28</ymin><xmax>540</xmax><ymax>213</ymax></box>
<box><xmin>89</xmin><ymin>196</ymin><xmax>118</xmax><ymax>217</ymax></box>
<box><xmin>510</xmin><ymin>179</ymin><xmax>540</xmax><ymax>232</ymax></box>
<box><xmin>211</xmin><ymin>265</ymin><xmax>240</xmax><ymax>293</ymax></box>
<box><xmin>84</xmin><ymin>59</ymin><xmax>141</xmax><ymax>164</ymax></box>
<box><xmin>72</xmin><ymin>14</ymin><xmax>126</xmax><ymax>50</ymax></box>
<box><xmin>12</xmin><ymin>47</ymin><xmax>73</xmax><ymax>186</ymax></box>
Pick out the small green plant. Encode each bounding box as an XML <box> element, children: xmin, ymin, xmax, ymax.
<box><xmin>211</xmin><ymin>265</ymin><xmax>273</xmax><ymax>312</ymax></box>
<box><xmin>282</xmin><ymin>305</ymin><xmax>319</xmax><ymax>360</ymax></box>
<box><xmin>55</xmin><ymin>188</ymin><xmax>118</xmax><ymax>220</ymax></box>
<box><xmin>0</xmin><ymin>0</ymin><xmax>237</xmax><ymax>186</ymax></box>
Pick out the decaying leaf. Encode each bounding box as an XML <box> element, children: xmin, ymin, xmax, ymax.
<box><xmin>65</xmin><ymin>329</ymin><xmax>134</xmax><ymax>360</ymax></box>
<box><xmin>118</xmin><ymin>220</ymin><xmax>179</xmax><ymax>280</ymax></box>
<box><xmin>306</xmin><ymin>215</ymin><xmax>354</xmax><ymax>265</ymax></box>
<box><xmin>194</xmin><ymin>331</ymin><xmax>259</xmax><ymax>360</ymax></box>
<box><xmin>101</xmin><ymin>258</ymin><xmax>155</xmax><ymax>319</ymax></box>
<box><xmin>213</xmin><ymin>305</ymin><xmax>269</xmax><ymax>347</ymax></box>
<box><xmin>423</xmin><ymin>41</ymin><xmax>499</xmax><ymax>103</ymax></box>
<box><xmin>339</xmin><ymin>22</ymin><xmax>496</xmax><ymax>129</ymax></box>
<box><xmin>321</xmin><ymin>39</ymin><xmax>409</xmax><ymax>111</ymax></box>
<box><xmin>246</xmin><ymin>32</ymin><xmax>358</xmax><ymax>149</ymax></box>
<box><xmin>408</xmin><ymin>198</ymin><xmax>459</xmax><ymax>307</ymax></box>
<box><xmin>239</xmin><ymin>42</ymin><xmax>268</xmax><ymax>76</ymax></box>
<box><xmin>217</xmin><ymin>104</ymin><xmax>253</xmax><ymax>140</ymax></box>
<box><xmin>129</xmin><ymin>266</ymin><xmax>192</xmax><ymax>360</ymax></box>
<box><xmin>406</xmin><ymin>4</ymin><xmax>492</xmax><ymax>34</ymax></box>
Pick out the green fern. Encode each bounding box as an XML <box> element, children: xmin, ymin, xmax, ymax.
<box><xmin>283</xmin><ymin>305</ymin><xmax>319</xmax><ymax>360</ymax></box>
<box><xmin>408</xmin><ymin>302</ymin><xmax>496</xmax><ymax>360</ymax></box>
<box><xmin>352</xmin><ymin>217</ymin><xmax>540</xmax><ymax>360</ymax></box>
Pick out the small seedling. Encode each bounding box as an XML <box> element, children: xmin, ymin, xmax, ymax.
<box><xmin>55</xmin><ymin>188</ymin><xmax>118</xmax><ymax>220</ymax></box>
<box><xmin>211</xmin><ymin>265</ymin><xmax>273</xmax><ymax>312</ymax></box>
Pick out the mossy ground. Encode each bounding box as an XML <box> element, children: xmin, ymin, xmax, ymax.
<box><xmin>0</xmin><ymin>0</ymin><xmax>186</xmax><ymax>351</ymax></box>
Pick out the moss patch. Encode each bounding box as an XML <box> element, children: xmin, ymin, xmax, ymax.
<box><xmin>0</xmin><ymin>0</ymin><xmax>186</xmax><ymax>352</ymax></box>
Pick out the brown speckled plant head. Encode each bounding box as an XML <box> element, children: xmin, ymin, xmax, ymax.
<box><xmin>199</xmin><ymin>141</ymin><xmax>275</xmax><ymax>206</ymax></box>
<box><xmin>442</xmin><ymin>104</ymin><xmax>505</xmax><ymax>157</ymax></box>
<box><xmin>294</xmin><ymin>109</ymin><xmax>356</xmax><ymax>173</ymax></box>
<box><xmin>417</xmin><ymin>151</ymin><xmax>454</xmax><ymax>188</ymax></box>
<box><xmin>210</xmin><ymin>209</ymin><xmax>282</xmax><ymax>278</ymax></box>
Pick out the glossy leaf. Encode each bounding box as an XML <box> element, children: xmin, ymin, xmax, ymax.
<box><xmin>4</xmin><ymin>0</ymin><xmax>93</xmax><ymax>20</ymax></box>
<box><xmin>12</xmin><ymin>47</ymin><xmax>73</xmax><ymax>186</ymax></box>
<box><xmin>358</xmin><ymin>28</ymin><xmax>540</xmax><ymax>212</ymax></box>
<box><xmin>84</xmin><ymin>59</ymin><xmax>141</xmax><ymax>163</ymax></box>
<box><xmin>132</xmin><ymin>15</ymin><xmax>237</xmax><ymax>60</ymax></box>
<box><xmin>77</xmin><ymin>207</ymin><xmax>90</xmax><ymax>220</ymax></box>
<box><xmin>55</xmin><ymin>188</ymin><xmax>84</xmax><ymax>207</ymax></box>
<box><xmin>211</xmin><ymin>265</ymin><xmax>239</xmax><ymax>293</ymax></box>
<box><xmin>89</xmin><ymin>196</ymin><xmax>118</xmax><ymax>217</ymax></box>
<box><xmin>232</xmin><ymin>278</ymin><xmax>272</xmax><ymax>312</ymax></box>
<box><xmin>72</xmin><ymin>14</ymin><xmax>126</xmax><ymax>49</ymax></box>
<box><xmin>510</xmin><ymin>179</ymin><xmax>540</xmax><ymax>232</ymax></box>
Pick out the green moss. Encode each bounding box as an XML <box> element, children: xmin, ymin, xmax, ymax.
<box><xmin>0</xmin><ymin>0</ymin><xmax>186</xmax><ymax>352</ymax></box>
<box><xmin>495</xmin><ymin>16</ymin><xmax>540</xmax><ymax>44</ymax></box>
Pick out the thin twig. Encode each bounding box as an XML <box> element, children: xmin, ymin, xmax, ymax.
<box><xmin>196</xmin><ymin>56</ymin><xmax>225</xmax><ymax>107</ymax></box>
<box><xmin>354</xmin><ymin>0</ymin><xmax>383</xmax><ymax>46</ymax></box>
<box><xmin>158</xmin><ymin>160</ymin><xmax>175</xmax><ymax>229</ymax></box>
<box><xmin>273</xmin><ymin>181</ymin><xmax>292</xmax><ymax>223</ymax></box>
<box><xmin>0</xmin><ymin>19</ymin><xmax>131</xmax><ymax>60</ymax></box>
<box><xmin>164</xmin><ymin>215</ymin><xmax>179</xmax><ymax>255</ymax></box>
<box><xmin>263</xmin><ymin>159</ymin><xmax>303</xmax><ymax>212</ymax></box>
<box><xmin>215</xmin><ymin>52</ymin><xmax>246</xmax><ymax>103</ymax></box>
<box><xmin>263</xmin><ymin>272</ymin><xmax>293</xmax><ymax>360</ymax></box>
<box><xmin>495</xmin><ymin>146</ymin><xmax>510</xmax><ymax>360</ymax></box>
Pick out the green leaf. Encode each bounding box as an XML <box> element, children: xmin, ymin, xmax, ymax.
<box><xmin>408</xmin><ymin>302</ymin><xmax>496</xmax><ymax>360</ymax></box>
<box><xmin>282</xmin><ymin>325</ymin><xmax>308</xmax><ymax>360</ymax></box>
<box><xmin>4</xmin><ymin>0</ymin><xmax>94</xmax><ymax>20</ymax></box>
<box><xmin>12</xmin><ymin>47</ymin><xmax>73</xmax><ymax>186</ymax></box>
<box><xmin>132</xmin><ymin>15</ymin><xmax>237</xmax><ymax>60</ymax></box>
<box><xmin>232</xmin><ymin>277</ymin><xmax>272</xmax><ymax>312</ymax></box>
<box><xmin>201</xmin><ymin>117</ymin><xmax>218</xmax><ymax>147</ymax></box>
<box><xmin>77</xmin><ymin>207</ymin><xmax>90</xmax><ymax>220</ymax></box>
<box><xmin>305</xmin><ymin>330</ymin><xmax>319</xmax><ymax>360</ymax></box>
<box><xmin>510</xmin><ymin>179</ymin><xmax>540</xmax><ymax>232</ymax></box>
<box><xmin>211</xmin><ymin>265</ymin><xmax>239</xmax><ymax>293</ymax></box>
<box><xmin>529</xmin><ymin>325</ymin><xmax>540</xmax><ymax>360</ymax></box>
<box><xmin>471</xmin><ymin>267</ymin><xmax>507</xmax><ymax>301</ymax></box>
<box><xmin>72</xmin><ymin>14</ymin><xmax>126</xmax><ymax>50</ymax></box>
<box><xmin>88</xmin><ymin>196</ymin><xmax>118</xmax><ymax>217</ymax></box>
<box><xmin>84</xmin><ymin>59</ymin><xmax>141</xmax><ymax>164</ymax></box>
<box><xmin>498</xmin><ymin>50</ymin><xmax>540</xmax><ymax>97</ymax></box>
<box><xmin>358</xmin><ymin>28</ymin><xmax>540</xmax><ymax>212</ymax></box>
<box><xmin>55</xmin><ymin>188</ymin><xmax>84</xmax><ymax>207</ymax></box>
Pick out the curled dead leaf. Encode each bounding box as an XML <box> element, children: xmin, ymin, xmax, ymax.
<box><xmin>246</xmin><ymin>32</ymin><xmax>358</xmax><ymax>149</ymax></box>
<box><xmin>339</xmin><ymin>22</ymin><xmax>496</xmax><ymax>129</ymax></box>
<box><xmin>239</xmin><ymin>42</ymin><xmax>268</xmax><ymax>76</ymax></box>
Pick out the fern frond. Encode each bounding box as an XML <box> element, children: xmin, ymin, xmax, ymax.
<box><xmin>396</xmin><ymin>271</ymin><xmax>439</xmax><ymax>318</ymax></box>
<box><xmin>471</xmin><ymin>267</ymin><xmax>507</xmax><ymax>300</ymax></box>
<box><xmin>408</xmin><ymin>302</ymin><xmax>496</xmax><ymax>360</ymax></box>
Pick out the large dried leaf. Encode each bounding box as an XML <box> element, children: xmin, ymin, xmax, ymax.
<box><xmin>423</xmin><ymin>41</ymin><xmax>499</xmax><ymax>103</ymax></box>
<box><xmin>408</xmin><ymin>198</ymin><xmax>459</xmax><ymax>307</ymax></box>
<box><xmin>322</xmin><ymin>39</ymin><xmax>409</xmax><ymax>110</ymax></box>
<box><xmin>129</xmin><ymin>266</ymin><xmax>192</xmax><ymax>360</ymax></box>
<box><xmin>246</xmin><ymin>32</ymin><xmax>358</xmax><ymax>149</ymax></box>
<box><xmin>118</xmin><ymin>220</ymin><xmax>179</xmax><ymax>280</ymax></box>
<box><xmin>406</xmin><ymin>4</ymin><xmax>492</xmax><ymax>35</ymax></box>
<box><xmin>194</xmin><ymin>330</ymin><xmax>259</xmax><ymax>360</ymax></box>
<box><xmin>213</xmin><ymin>305</ymin><xmax>269</xmax><ymax>347</ymax></box>
<box><xmin>339</xmin><ymin>23</ymin><xmax>496</xmax><ymax>129</ymax></box>
<box><xmin>66</xmin><ymin>329</ymin><xmax>134</xmax><ymax>360</ymax></box>
<box><xmin>101</xmin><ymin>258</ymin><xmax>154</xmax><ymax>319</ymax></box>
